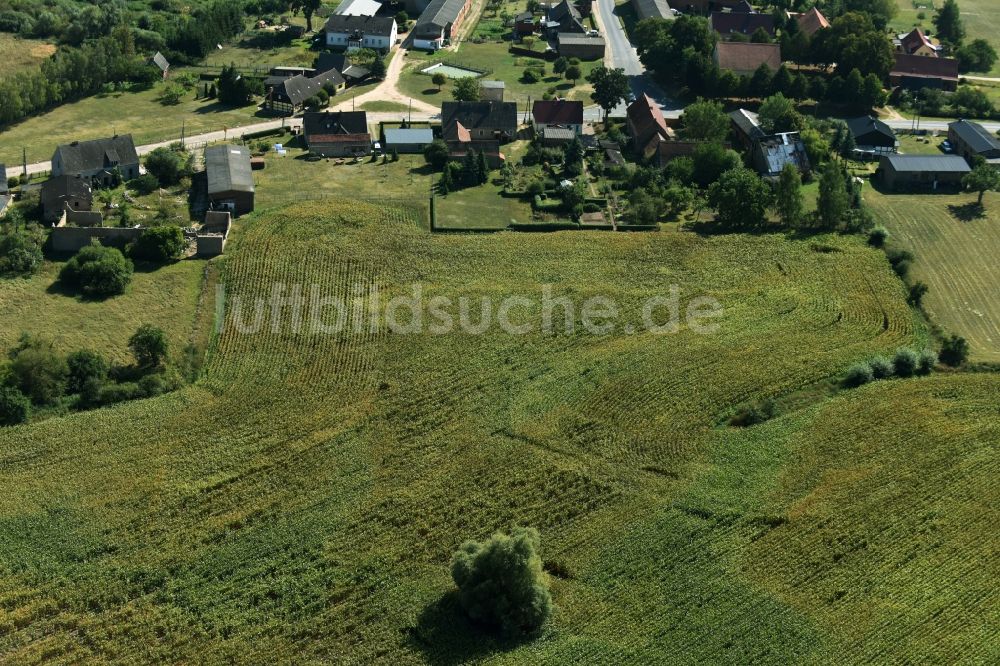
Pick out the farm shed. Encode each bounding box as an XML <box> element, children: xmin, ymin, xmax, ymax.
<box><xmin>304</xmin><ymin>111</ymin><xmax>372</xmax><ymax>157</ymax></box>
<box><xmin>557</xmin><ymin>33</ymin><xmax>606</xmax><ymax>60</ymax></box>
<box><xmin>878</xmin><ymin>154</ymin><xmax>970</xmax><ymax>191</ymax></box>
<box><xmin>948</xmin><ymin>120</ymin><xmax>1000</xmax><ymax>164</ymax></box>
<box><xmin>205</xmin><ymin>145</ymin><xmax>255</xmax><ymax>216</ymax></box>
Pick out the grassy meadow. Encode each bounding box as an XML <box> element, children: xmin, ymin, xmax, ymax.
<box><xmin>0</xmin><ymin>79</ymin><xmax>261</xmax><ymax>166</ymax></box>
<box><xmin>2</xmin><ymin>198</ymin><xmax>995</xmax><ymax>663</ymax></box>
<box><xmin>867</xmin><ymin>188</ymin><xmax>1000</xmax><ymax>362</ymax></box>
<box><xmin>0</xmin><ymin>34</ymin><xmax>56</xmax><ymax>77</ymax></box>
<box><xmin>0</xmin><ymin>257</ymin><xmax>209</xmax><ymax>366</ymax></box>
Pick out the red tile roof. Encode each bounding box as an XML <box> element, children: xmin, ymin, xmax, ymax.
<box><xmin>713</xmin><ymin>41</ymin><xmax>782</xmax><ymax>74</ymax></box>
<box><xmin>794</xmin><ymin>7</ymin><xmax>829</xmax><ymax>37</ymax></box>
<box><xmin>891</xmin><ymin>53</ymin><xmax>958</xmax><ymax>80</ymax></box>
<box><xmin>532</xmin><ymin>99</ymin><xmax>584</xmax><ymax>125</ymax></box>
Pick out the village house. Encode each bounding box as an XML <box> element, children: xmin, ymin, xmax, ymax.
<box><xmin>412</xmin><ymin>0</ymin><xmax>469</xmax><ymax>50</ymax></box>
<box><xmin>532</xmin><ymin>100</ymin><xmax>584</xmax><ymax>137</ymax></box>
<box><xmin>728</xmin><ymin>108</ymin><xmax>765</xmax><ymax>150</ymax></box>
<box><xmin>442</xmin><ymin>101</ymin><xmax>518</xmax><ymax>143</ymax></box>
<box><xmin>41</xmin><ymin>175</ymin><xmax>93</xmax><ymax>224</ymax></box>
<box><xmin>205</xmin><ymin>145</ymin><xmax>255</xmax><ymax>216</ymax></box>
<box><xmin>265</xmin><ymin>68</ymin><xmax>346</xmax><ymax>115</ymax></box>
<box><xmin>709</xmin><ymin>12</ymin><xmax>775</xmax><ymax>40</ymax></box>
<box><xmin>895</xmin><ymin>28</ymin><xmax>942</xmax><ymax>57</ymax></box>
<box><xmin>878</xmin><ymin>154</ymin><xmax>970</xmax><ymax>191</ymax></box>
<box><xmin>948</xmin><ymin>119</ymin><xmax>1000</xmax><ymax>164</ymax></box>
<box><xmin>847</xmin><ymin>116</ymin><xmax>898</xmax><ymax>158</ymax></box>
<box><xmin>890</xmin><ymin>54</ymin><xmax>959</xmax><ymax>91</ymax></box>
<box><xmin>544</xmin><ymin>0</ymin><xmax>586</xmax><ymax>37</ymax></box>
<box><xmin>303</xmin><ymin>111</ymin><xmax>372</xmax><ymax>158</ymax></box>
<box><xmin>752</xmin><ymin>132</ymin><xmax>810</xmax><ymax>178</ymax></box>
<box><xmin>713</xmin><ymin>41</ymin><xmax>781</xmax><ymax>77</ymax></box>
<box><xmin>442</xmin><ymin>101</ymin><xmax>517</xmax><ymax>168</ymax></box>
<box><xmin>787</xmin><ymin>7</ymin><xmax>829</xmax><ymax>37</ymax></box>
<box><xmin>324</xmin><ymin>15</ymin><xmax>397</xmax><ymax>52</ymax></box>
<box><xmin>51</xmin><ymin>135</ymin><xmax>140</xmax><ymax>187</ymax></box>
<box><xmin>315</xmin><ymin>53</ymin><xmax>371</xmax><ymax>85</ymax></box>
<box><xmin>627</xmin><ymin>94</ymin><xmax>675</xmax><ymax>159</ymax></box>
<box><xmin>632</xmin><ymin>0</ymin><xmax>674</xmax><ymax>21</ymax></box>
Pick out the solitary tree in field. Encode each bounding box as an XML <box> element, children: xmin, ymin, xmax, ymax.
<box><xmin>451</xmin><ymin>527</ymin><xmax>552</xmax><ymax>635</ymax></box>
<box><xmin>431</xmin><ymin>72</ymin><xmax>447</xmax><ymax>91</ymax></box>
<box><xmin>129</xmin><ymin>324</ymin><xmax>168</xmax><ymax>368</ymax></box>
<box><xmin>962</xmin><ymin>163</ymin><xmax>1000</xmax><ymax>205</ymax></box>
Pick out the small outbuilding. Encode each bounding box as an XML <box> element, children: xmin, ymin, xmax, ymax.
<box><xmin>384</xmin><ymin>128</ymin><xmax>435</xmax><ymax>153</ymax></box>
<box><xmin>41</xmin><ymin>175</ymin><xmax>93</xmax><ymax>224</ymax></box>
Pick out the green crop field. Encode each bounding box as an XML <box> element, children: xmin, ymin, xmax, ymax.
<box><xmin>3</xmin><ymin>198</ymin><xmax>996</xmax><ymax>662</ymax></box>
<box><xmin>867</xmin><ymin>188</ymin><xmax>1000</xmax><ymax>362</ymax></box>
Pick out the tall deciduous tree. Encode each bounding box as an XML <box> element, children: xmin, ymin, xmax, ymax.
<box><xmin>934</xmin><ymin>0</ymin><xmax>964</xmax><ymax>47</ymax></box>
<box><xmin>774</xmin><ymin>162</ymin><xmax>804</xmax><ymax>227</ymax></box>
<box><xmin>587</xmin><ymin>66</ymin><xmax>630</xmax><ymax>123</ymax></box>
<box><xmin>708</xmin><ymin>167</ymin><xmax>773</xmax><ymax>228</ymax></box>
<box><xmin>680</xmin><ymin>98</ymin><xmax>729</xmax><ymax>140</ymax></box>
<box><xmin>962</xmin><ymin>164</ymin><xmax>1000</xmax><ymax>205</ymax></box>
<box><xmin>818</xmin><ymin>161</ymin><xmax>849</xmax><ymax>229</ymax></box>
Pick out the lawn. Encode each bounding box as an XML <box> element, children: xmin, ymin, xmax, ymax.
<box><xmin>251</xmin><ymin>145</ymin><xmax>433</xmax><ymax>222</ymax></box>
<box><xmin>0</xmin><ymin>257</ymin><xmax>209</xmax><ymax>366</ymax></box>
<box><xmin>0</xmin><ymin>33</ymin><xmax>56</xmax><ymax>76</ymax></box>
<box><xmin>3</xmin><ymin>197</ymin><xmax>997</xmax><ymax>663</ymax></box>
<box><xmin>897</xmin><ymin>131</ymin><xmax>947</xmax><ymax>154</ymax></box>
<box><xmin>201</xmin><ymin>21</ymin><xmax>317</xmax><ymax>71</ymax></box>
<box><xmin>0</xmin><ymin>78</ymin><xmax>261</xmax><ymax>166</ymax></box>
<box><xmin>397</xmin><ymin>42</ymin><xmax>600</xmax><ymax>111</ymax></box>
<box><xmin>866</xmin><ymin>187</ymin><xmax>1000</xmax><ymax>362</ymax></box>
<box><xmin>891</xmin><ymin>0</ymin><xmax>1000</xmax><ymax>76</ymax></box>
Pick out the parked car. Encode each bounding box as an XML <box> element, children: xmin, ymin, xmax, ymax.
<box><xmin>941</xmin><ymin>140</ymin><xmax>953</xmax><ymax>153</ymax></box>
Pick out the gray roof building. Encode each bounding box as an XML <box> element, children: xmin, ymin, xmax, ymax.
<box><xmin>441</xmin><ymin>101</ymin><xmax>518</xmax><ymax>142</ymax></box>
<box><xmin>335</xmin><ymin>0</ymin><xmax>383</xmax><ymax>15</ymax></box>
<box><xmin>385</xmin><ymin>128</ymin><xmax>434</xmax><ymax>145</ymax></box>
<box><xmin>883</xmin><ymin>154</ymin><xmax>972</xmax><ymax>173</ymax></box>
<box><xmin>206</xmin><ymin>145</ymin><xmax>254</xmax><ymax>196</ymax></box>
<box><xmin>51</xmin><ymin>135</ymin><xmax>140</xmax><ymax>181</ymax></box>
<box><xmin>325</xmin><ymin>14</ymin><xmax>396</xmax><ymax>36</ymax></box>
<box><xmin>0</xmin><ymin>164</ymin><xmax>7</xmax><ymax>195</ymax></box>
<box><xmin>948</xmin><ymin>119</ymin><xmax>1000</xmax><ymax>160</ymax></box>
<box><xmin>41</xmin><ymin>175</ymin><xmax>93</xmax><ymax>223</ymax></box>
<box><xmin>413</xmin><ymin>0</ymin><xmax>468</xmax><ymax>38</ymax></box>
<box><xmin>632</xmin><ymin>0</ymin><xmax>673</xmax><ymax>21</ymax></box>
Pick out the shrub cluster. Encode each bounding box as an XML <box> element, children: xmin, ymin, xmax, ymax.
<box><xmin>58</xmin><ymin>243</ymin><xmax>134</xmax><ymax>297</ymax></box>
<box><xmin>843</xmin><ymin>347</ymin><xmax>938</xmax><ymax>388</ymax></box>
<box><xmin>0</xmin><ymin>326</ymin><xmax>175</xmax><ymax>427</ymax></box>
<box><xmin>451</xmin><ymin>527</ymin><xmax>552</xmax><ymax>635</ymax></box>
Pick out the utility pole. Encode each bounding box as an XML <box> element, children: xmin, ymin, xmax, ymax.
<box><xmin>22</xmin><ymin>147</ymin><xmax>27</xmax><ymax>177</ymax></box>
<box><xmin>181</xmin><ymin>120</ymin><xmax>186</xmax><ymax>149</ymax></box>
<box><xmin>408</xmin><ymin>98</ymin><xmax>412</xmax><ymax>124</ymax></box>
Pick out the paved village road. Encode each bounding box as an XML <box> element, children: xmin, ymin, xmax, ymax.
<box><xmin>592</xmin><ymin>0</ymin><xmax>682</xmax><ymax>119</ymax></box>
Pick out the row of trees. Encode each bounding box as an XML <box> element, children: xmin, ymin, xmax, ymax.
<box><xmin>0</xmin><ymin>325</ymin><xmax>174</xmax><ymax>426</ymax></box>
